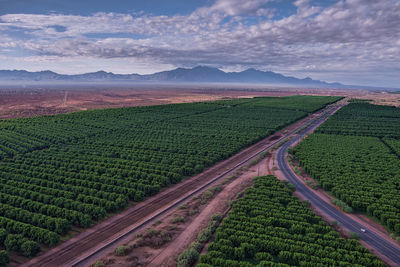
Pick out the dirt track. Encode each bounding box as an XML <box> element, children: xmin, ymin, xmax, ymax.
<box><xmin>0</xmin><ymin>88</ymin><xmax>294</xmax><ymax>119</ymax></box>
<box><xmin>2</xmin><ymin>86</ymin><xmax>383</xmax><ymax>120</ymax></box>
<box><xmin>21</xmin><ymin>105</ymin><xmax>327</xmax><ymax>267</ymax></box>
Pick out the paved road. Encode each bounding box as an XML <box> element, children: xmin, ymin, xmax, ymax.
<box><xmin>23</xmin><ymin>104</ymin><xmax>325</xmax><ymax>267</ymax></box>
<box><xmin>277</xmin><ymin>106</ymin><xmax>400</xmax><ymax>266</ymax></box>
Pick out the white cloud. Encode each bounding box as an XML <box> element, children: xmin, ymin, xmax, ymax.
<box><xmin>0</xmin><ymin>0</ymin><xmax>399</xmax><ymax>86</ymax></box>
<box><xmin>209</xmin><ymin>0</ymin><xmax>271</xmax><ymax>16</ymax></box>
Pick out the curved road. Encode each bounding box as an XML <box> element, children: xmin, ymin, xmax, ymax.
<box><xmin>277</xmin><ymin>107</ymin><xmax>400</xmax><ymax>266</ymax></box>
<box><xmin>22</xmin><ymin>104</ymin><xmax>326</xmax><ymax>267</ymax></box>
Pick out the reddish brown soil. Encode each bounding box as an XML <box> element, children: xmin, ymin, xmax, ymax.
<box><xmin>0</xmin><ymin>88</ymin><xmax>290</xmax><ymax>119</ymax></box>
<box><xmin>84</xmin><ymin>109</ymin><xmax>330</xmax><ymax>267</ymax></box>
<box><xmin>21</xmin><ymin>109</ymin><xmax>321</xmax><ymax>267</ymax></box>
<box><xmin>98</xmin><ymin>157</ymin><xmax>267</xmax><ymax>267</ymax></box>
<box><xmin>3</xmin><ymin>86</ymin><xmax>396</xmax><ymax>120</ymax></box>
<box><xmin>5</xmin><ymin>88</ymin><xmax>397</xmax><ymax>266</ymax></box>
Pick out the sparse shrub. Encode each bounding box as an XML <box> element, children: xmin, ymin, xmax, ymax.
<box><xmin>114</xmin><ymin>245</ymin><xmax>128</xmax><ymax>256</ymax></box>
<box><xmin>188</xmin><ymin>209</ymin><xmax>199</xmax><ymax>216</ymax></box>
<box><xmin>159</xmin><ymin>231</ymin><xmax>172</xmax><ymax>243</ymax></box>
<box><xmin>172</xmin><ymin>216</ymin><xmax>185</xmax><ymax>224</ymax></box>
<box><xmin>143</xmin><ymin>228</ymin><xmax>159</xmax><ymax>238</ymax></box>
<box><xmin>169</xmin><ymin>225</ymin><xmax>178</xmax><ymax>231</ymax></box>
<box><xmin>190</xmin><ymin>241</ymin><xmax>202</xmax><ymax>252</ymax></box>
<box><xmin>331</xmin><ymin>198</ymin><xmax>353</xmax><ymax>213</ymax></box>
<box><xmin>349</xmin><ymin>232</ymin><xmax>360</xmax><ymax>240</ymax></box>
<box><xmin>201</xmin><ymin>190</ymin><xmax>214</xmax><ymax>204</ymax></box>
<box><xmin>177</xmin><ymin>248</ymin><xmax>199</xmax><ymax>267</ymax></box>
<box><xmin>305</xmin><ymin>179</ymin><xmax>319</xmax><ymax>190</ymax></box>
<box><xmin>212</xmin><ymin>185</ymin><xmax>222</xmax><ymax>193</ymax></box>
<box><xmin>197</xmin><ymin>227</ymin><xmax>213</xmax><ymax>243</ymax></box>
<box><xmin>211</xmin><ymin>214</ymin><xmax>222</xmax><ymax>223</ymax></box>
<box><xmin>92</xmin><ymin>260</ymin><xmax>105</xmax><ymax>267</ymax></box>
<box><xmin>128</xmin><ymin>243</ymin><xmax>138</xmax><ymax>250</ymax></box>
<box><xmin>343</xmin><ymin>206</ymin><xmax>354</xmax><ymax>213</ymax></box>
<box><xmin>179</xmin><ymin>204</ymin><xmax>187</xmax><ymax>210</ymax></box>
<box><xmin>293</xmin><ymin>166</ymin><xmax>301</xmax><ymax>175</ymax></box>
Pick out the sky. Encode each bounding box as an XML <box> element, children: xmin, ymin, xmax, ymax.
<box><xmin>0</xmin><ymin>0</ymin><xmax>399</xmax><ymax>87</ymax></box>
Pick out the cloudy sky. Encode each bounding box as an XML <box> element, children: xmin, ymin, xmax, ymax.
<box><xmin>0</xmin><ymin>0</ymin><xmax>399</xmax><ymax>87</ymax></box>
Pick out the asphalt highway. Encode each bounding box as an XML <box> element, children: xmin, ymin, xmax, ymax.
<box><xmin>277</xmin><ymin>106</ymin><xmax>400</xmax><ymax>266</ymax></box>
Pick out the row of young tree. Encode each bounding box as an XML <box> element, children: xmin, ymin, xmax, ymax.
<box><xmin>198</xmin><ymin>176</ymin><xmax>384</xmax><ymax>267</ymax></box>
<box><xmin>292</xmin><ymin>101</ymin><xmax>400</xmax><ymax>236</ymax></box>
<box><xmin>0</xmin><ymin>217</ymin><xmax>59</xmax><ymax>247</ymax></box>
<box><xmin>0</xmin><ymin>229</ymin><xmax>40</xmax><ymax>258</ymax></box>
<box><xmin>0</xmin><ymin>96</ymin><xmax>341</xmax><ymax>262</ymax></box>
<box><xmin>316</xmin><ymin>103</ymin><xmax>400</xmax><ymax>138</ymax></box>
<box><xmin>0</xmin><ymin>130</ymin><xmax>47</xmax><ymax>160</ymax></box>
<box><xmin>293</xmin><ymin>134</ymin><xmax>400</xmax><ymax>235</ymax></box>
<box><xmin>382</xmin><ymin>138</ymin><xmax>400</xmax><ymax>157</ymax></box>
<box><xmin>247</xmin><ymin>95</ymin><xmax>343</xmax><ymax>113</ymax></box>
<box><xmin>0</xmin><ymin>96</ymin><xmax>341</xmax><ymax>162</ymax></box>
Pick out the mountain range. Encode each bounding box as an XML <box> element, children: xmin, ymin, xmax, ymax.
<box><xmin>0</xmin><ymin>66</ymin><xmax>343</xmax><ymax>87</ymax></box>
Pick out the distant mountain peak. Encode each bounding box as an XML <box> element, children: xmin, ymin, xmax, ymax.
<box><xmin>192</xmin><ymin>65</ymin><xmax>216</xmax><ymax>70</ymax></box>
<box><xmin>0</xmin><ymin>66</ymin><xmax>344</xmax><ymax>88</ymax></box>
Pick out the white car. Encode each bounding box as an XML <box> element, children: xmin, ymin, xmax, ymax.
<box><xmin>360</xmin><ymin>228</ymin><xmax>366</xmax><ymax>233</ymax></box>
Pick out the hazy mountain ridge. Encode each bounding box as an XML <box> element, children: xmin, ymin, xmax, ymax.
<box><xmin>0</xmin><ymin>66</ymin><xmax>343</xmax><ymax>87</ymax></box>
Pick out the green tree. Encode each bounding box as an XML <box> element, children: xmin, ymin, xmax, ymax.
<box><xmin>0</xmin><ymin>229</ymin><xmax>7</xmax><ymax>246</ymax></box>
<box><xmin>21</xmin><ymin>240</ymin><xmax>41</xmax><ymax>257</ymax></box>
<box><xmin>4</xmin><ymin>234</ymin><xmax>26</xmax><ymax>252</ymax></box>
<box><xmin>0</xmin><ymin>250</ymin><xmax>9</xmax><ymax>267</ymax></box>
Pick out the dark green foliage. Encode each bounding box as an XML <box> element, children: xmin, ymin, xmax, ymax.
<box><xmin>316</xmin><ymin>103</ymin><xmax>400</xmax><ymax>138</ymax></box>
<box><xmin>0</xmin><ymin>250</ymin><xmax>9</xmax><ymax>267</ymax></box>
<box><xmin>114</xmin><ymin>245</ymin><xmax>128</xmax><ymax>256</ymax></box>
<box><xmin>247</xmin><ymin>95</ymin><xmax>343</xmax><ymax>113</ymax></box>
<box><xmin>383</xmin><ymin>138</ymin><xmax>400</xmax><ymax>157</ymax></box>
<box><xmin>177</xmin><ymin>248</ymin><xmax>199</xmax><ymax>267</ymax></box>
<box><xmin>177</xmin><ymin>213</ymin><xmax>223</xmax><ymax>267</ymax></box>
<box><xmin>0</xmin><ymin>96</ymin><xmax>340</xmax><ymax>254</ymax></box>
<box><xmin>293</xmin><ymin>103</ymin><xmax>400</xmax><ymax>234</ymax></box>
<box><xmin>199</xmin><ymin>176</ymin><xmax>384</xmax><ymax>266</ymax></box>
<box><xmin>0</xmin><ymin>229</ymin><xmax>7</xmax><ymax>246</ymax></box>
<box><xmin>4</xmin><ymin>234</ymin><xmax>26</xmax><ymax>252</ymax></box>
<box><xmin>349</xmin><ymin>232</ymin><xmax>360</xmax><ymax>240</ymax></box>
<box><xmin>21</xmin><ymin>240</ymin><xmax>41</xmax><ymax>257</ymax></box>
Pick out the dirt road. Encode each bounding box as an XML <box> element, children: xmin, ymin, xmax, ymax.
<box><xmin>21</xmin><ymin>104</ymin><xmax>332</xmax><ymax>267</ymax></box>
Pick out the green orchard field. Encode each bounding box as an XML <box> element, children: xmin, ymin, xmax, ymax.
<box><xmin>292</xmin><ymin>103</ymin><xmax>400</xmax><ymax>236</ymax></box>
<box><xmin>198</xmin><ymin>176</ymin><xmax>384</xmax><ymax>267</ymax></box>
<box><xmin>0</xmin><ymin>96</ymin><xmax>341</xmax><ymax>259</ymax></box>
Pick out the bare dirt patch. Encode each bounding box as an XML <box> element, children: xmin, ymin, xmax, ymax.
<box><xmin>91</xmin><ymin>150</ymin><xmax>270</xmax><ymax>267</ymax></box>
<box><xmin>0</xmin><ymin>88</ymin><xmax>288</xmax><ymax>119</ymax></box>
<box><xmin>91</xmin><ymin>109</ymin><xmax>329</xmax><ymax>267</ymax></box>
<box><xmin>4</xmin><ymin>86</ymin><xmax>396</xmax><ymax>120</ymax></box>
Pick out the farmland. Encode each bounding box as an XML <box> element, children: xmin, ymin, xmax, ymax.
<box><xmin>316</xmin><ymin>103</ymin><xmax>400</xmax><ymax>138</ymax></box>
<box><xmin>0</xmin><ymin>96</ymin><xmax>341</xmax><ymax>260</ymax></box>
<box><xmin>292</xmin><ymin>103</ymin><xmax>400</xmax><ymax>235</ymax></box>
<box><xmin>198</xmin><ymin>175</ymin><xmax>384</xmax><ymax>266</ymax></box>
